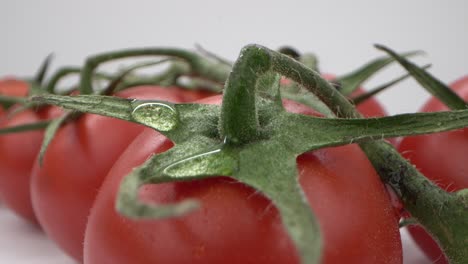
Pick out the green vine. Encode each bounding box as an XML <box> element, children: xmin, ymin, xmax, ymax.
<box><xmin>29</xmin><ymin>44</ymin><xmax>468</xmax><ymax>264</ymax></box>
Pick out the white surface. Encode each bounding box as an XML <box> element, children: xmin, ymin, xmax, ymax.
<box><xmin>0</xmin><ymin>204</ymin><xmax>75</xmax><ymax>264</ymax></box>
<box><xmin>1</xmin><ymin>0</ymin><xmax>466</xmax><ymax>263</ymax></box>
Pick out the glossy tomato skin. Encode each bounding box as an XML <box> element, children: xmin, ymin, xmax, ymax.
<box><xmin>398</xmin><ymin>76</ymin><xmax>468</xmax><ymax>264</ymax></box>
<box><xmin>84</xmin><ymin>96</ymin><xmax>402</xmax><ymax>264</ymax></box>
<box><xmin>0</xmin><ymin>105</ymin><xmax>61</xmax><ymax>223</ymax></box>
<box><xmin>30</xmin><ymin>86</ymin><xmax>214</xmax><ymax>262</ymax></box>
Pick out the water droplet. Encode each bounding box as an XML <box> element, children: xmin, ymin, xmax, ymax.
<box><xmin>163</xmin><ymin>147</ymin><xmax>237</xmax><ymax>178</ymax></box>
<box><xmin>131</xmin><ymin>102</ymin><xmax>178</xmax><ymax>131</ymax></box>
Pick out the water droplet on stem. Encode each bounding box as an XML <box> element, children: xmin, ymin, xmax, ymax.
<box><xmin>131</xmin><ymin>101</ymin><xmax>178</xmax><ymax>131</ymax></box>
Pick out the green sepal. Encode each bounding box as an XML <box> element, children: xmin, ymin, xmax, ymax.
<box><xmin>375</xmin><ymin>44</ymin><xmax>467</xmax><ymax>110</ymax></box>
<box><xmin>80</xmin><ymin>47</ymin><xmax>232</xmax><ymax>95</ymax></box>
<box><xmin>32</xmin><ymin>94</ymin><xmax>221</xmax><ymax>144</ymax></box>
<box><xmin>116</xmin><ymin>61</ymin><xmax>191</xmax><ymax>91</ymax></box>
<box><xmin>278</xmin><ymin>109</ymin><xmax>468</xmax><ymax>154</ymax></box>
<box><xmin>31</xmin><ymin>44</ymin><xmax>468</xmax><ymax>264</ymax></box>
<box><xmin>34</xmin><ymin>53</ymin><xmax>54</xmax><ymax>85</ymax></box>
<box><xmin>195</xmin><ymin>43</ymin><xmax>233</xmax><ymax>66</ymax></box>
<box><xmin>351</xmin><ymin>64</ymin><xmax>431</xmax><ymax>105</ymax></box>
<box><xmin>116</xmin><ymin>136</ymin><xmax>234</xmax><ymax>219</ymax></box>
<box><xmin>37</xmin><ymin>112</ymin><xmax>77</xmax><ymax>165</ymax></box>
<box><xmin>0</xmin><ymin>120</ymin><xmax>51</xmax><ymax>134</ymax></box>
<box><xmin>175</xmin><ymin>76</ymin><xmax>224</xmax><ymax>92</ymax></box>
<box><xmin>280</xmin><ymin>85</ymin><xmax>335</xmax><ymax>117</ymax></box>
<box><xmin>0</xmin><ymin>95</ymin><xmax>28</xmax><ymax>109</ymax></box>
<box><xmin>101</xmin><ymin>59</ymin><xmax>171</xmax><ymax>95</ymax></box>
<box><xmin>45</xmin><ymin>67</ymin><xmax>81</xmax><ymax>94</ymax></box>
<box><xmin>232</xmin><ymin>140</ymin><xmax>322</xmax><ymax>263</ymax></box>
<box><xmin>337</xmin><ymin>50</ymin><xmax>422</xmax><ymax>95</ymax></box>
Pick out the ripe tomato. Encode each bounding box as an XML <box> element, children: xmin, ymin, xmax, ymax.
<box><xmin>83</xmin><ymin>96</ymin><xmax>402</xmax><ymax>264</ymax></box>
<box><xmin>0</xmin><ymin>78</ymin><xmax>61</xmax><ymax>223</ymax></box>
<box><xmin>397</xmin><ymin>76</ymin><xmax>468</xmax><ymax>264</ymax></box>
<box><xmin>30</xmin><ymin>86</ymin><xmax>215</xmax><ymax>262</ymax></box>
<box><xmin>0</xmin><ymin>78</ymin><xmax>29</xmax><ymax>98</ymax></box>
<box><xmin>0</xmin><ymin>105</ymin><xmax>61</xmax><ymax>223</ymax></box>
<box><xmin>0</xmin><ymin>78</ymin><xmax>29</xmax><ymax>117</ymax></box>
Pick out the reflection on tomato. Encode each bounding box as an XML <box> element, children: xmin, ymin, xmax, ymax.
<box><xmin>83</xmin><ymin>96</ymin><xmax>402</xmax><ymax>264</ymax></box>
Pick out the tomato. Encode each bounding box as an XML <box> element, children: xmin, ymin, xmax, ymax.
<box><xmin>0</xmin><ymin>105</ymin><xmax>61</xmax><ymax>223</ymax></box>
<box><xmin>0</xmin><ymin>78</ymin><xmax>60</xmax><ymax>223</ymax></box>
<box><xmin>83</xmin><ymin>96</ymin><xmax>402</xmax><ymax>264</ymax></box>
<box><xmin>0</xmin><ymin>78</ymin><xmax>29</xmax><ymax>98</ymax></box>
<box><xmin>397</xmin><ymin>76</ymin><xmax>468</xmax><ymax>264</ymax></box>
<box><xmin>30</xmin><ymin>86</ymin><xmax>215</xmax><ymax>262</ymax></box>
<box><xmin>0</xmin><ymin>78</ymin><xmax>29</xmax><ymax>118</ymax></box>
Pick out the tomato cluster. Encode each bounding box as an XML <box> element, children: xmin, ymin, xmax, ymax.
<box><xmin>0</xmin><ymin>48</ymin><xmax>464</xmax><ymax>264</ymax></box>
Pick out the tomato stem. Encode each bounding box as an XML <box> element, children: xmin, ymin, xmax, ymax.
<box><xmin>278</xmin><ymin>44</ymin><xmax>468</xmax><ymax>263</ymax></box>
<box><xmin>45</xmin><ymin>67</ymin><xmax>81</xmax><ymax>93</ymax></box>
<box><xmin>336</xmin><ymin>49</ymin><xmax>422</xmax><ymax>95</ymax></box>
<box><xmin>115</xmin><ymin>60</ymin><xmax>190</xmax><ymax>91</ymax></box>
<box><xmin>0</xmin><ymin>120</ymin><xmax>51</xmax><ymax>134</ymax></box>
<box><xmin>360</xmin><ymin>142</ymin><xmax>468</xmax><ymax>263</ymax></box>
<box><xmin>30</xmin><ymin>44</ymin><xmax>468</xmax><ymax>264</ymax></box>
<box><xmin>80</xmin><ymin>48</ymin><xmax>231</xmax><ymax>95</ymax></box>
<box><xmin>34</xmin><ymin>53</ymin><xmax>54</xmax><ymax>86</ymax></box>
<box><xmin>351</xmin><ymin>64</ymin><xmax>431</xmax><ymax>105</ymax></box>
<box><xmin>220</xmin><ymin>45</ymin><xmax>271</xmax><ymax>144</ymax></box>
<box><xmin>0</xmin><ymin>95</ymin><xmax>28</xmax><ymax>105</ymax></box>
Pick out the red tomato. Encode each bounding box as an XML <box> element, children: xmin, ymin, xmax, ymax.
<box><xmin>30</xmin><ymin>86</ymin><xmax>215</xmax><ymax>262</ymax></box>
<box><xmin>83</xmin><ymin>96</ymin><xmax>402</xmax><ymax>264</ymax></box>
<box><xmin>397</xmin><ymin>76</ymin><xmax>468</xmax><ymax>264</ymax></box>
<box><xmin>0</xmin><ymin>105</ymin><xmax>61</xmax><ymax>223</ymax></box>
<box><xmin>0</xmin><ymin>78</ymin><xmax>29</xmax><ymax>98</ymax></box>
<box><xmin>0</xmin><ymin>78</ymin><xmax>29</xmax><ymax>118</ymax></box>
<box><xmin>0</xmin><ymin>78</ymin><xmax>61</xmax><ymax>223</ymax></box>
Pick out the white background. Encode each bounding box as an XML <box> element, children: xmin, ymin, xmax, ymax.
<box><xmin>1</xmin><ymin>0</ymin><xmax>467</xmax><ymax>263</ymax></box>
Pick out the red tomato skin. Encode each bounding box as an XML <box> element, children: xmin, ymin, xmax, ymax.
<box><xmin>0</xmin><ymin>78</ymin><xmax>29</xmax><ymax>98</ymax></box>
<box><xmin>30</xmin><ymin>86</ymin><xmax>189</xmax><ymax>262</ymax></box>
<box><xmin>398</xmin><ymin>76</ymin><xmax>468</xmax><ymax>264</ymax></box>
<box><xmin>0</xmin><ymin>106</ymin><xmax>61</xmax><ymax>223</ymax></box>
<box><xmin>0</xmin><ymin>78</ymin><xmax>29</xmax><ymax>119</ymax></box>
<box><xmin>84</xmin><ymin>97</ymin><xmax>402</xmax><ymax>264</ymax></box>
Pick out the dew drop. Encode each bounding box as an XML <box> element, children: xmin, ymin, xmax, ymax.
<box><xmin>131</xmin><ymin>102</ymin><xmax>178</xmax><ymax>131</ymax></box>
